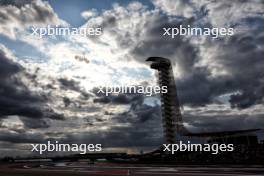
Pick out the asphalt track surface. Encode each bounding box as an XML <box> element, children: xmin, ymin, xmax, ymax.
<box><xmin>1</xmin><ymin>162</ymin><xmax>264</xmax><ymax>176</ymax></box>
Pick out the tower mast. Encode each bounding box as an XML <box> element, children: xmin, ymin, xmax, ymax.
<box><xmin>146</xmin><ymin>57</ymin><xmax>187</xmax><ymax>144</ymax></box>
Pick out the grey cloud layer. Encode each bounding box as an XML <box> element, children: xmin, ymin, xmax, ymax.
<box><xmin>0</xmin><ymin>46</ymin><xmax>64</xmax><ymax>129</ymax></box>
<box><xmin>90</xmin><ymin>0</ymin><xmax>264</xmax><ymax>109</ymax></box>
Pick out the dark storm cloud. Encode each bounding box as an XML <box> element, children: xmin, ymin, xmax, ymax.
<box><xmin>130</xmin><ymin>13</ymin><xmax>264</xmax><ymax>109</ymax></box>
<box><xmin>132</xmin><ymin>16</ymin><xmax>198</xmax><ymax>71</ymax></box>
<box><xmin>112</xmin><ymin>94</ymin><xmax>131</xmax><ymax>104</ymax></box>
<box><xmin>58</xmin><ymin>78</ymin><xmax>81</xmax><ymax>91</ymax></box>
<box><xmin>215</xmin><ymin>27</ymin><xmax>264</xmax><ymax>109</ymax></box>
<box><xmin>62</xmin><ymin>127</ymin><xmax>162</xmax><ymax>148</ymax></box>
<box><xmin>93</xmin><ymin>94</ymin><xmax>136</xmax><ymax>105</ymax></box>
<box><xmin>0</xmin><ymin>50</ymin><xmax>42</xmax><ymax>119</ymax></box>
<box><xmin>60</xmin><ymin>92</ymin><xmax>163</xmax><ymax>147</ymax></box>
<box><xmin>0</xmin><ymin>47</ymin><xmax>64</xmax><ymax>129</ymax></box>
<box><xmin>90</xmin><ymin>90</ymin><xmax>163</xmax><ymax>147</ymax></box>
<box><xmin>93</xmin><ymin>96</ymin><xmax>111</xmax><ymax>104</ymax></box>
<box><xmin>176</xmin><ymin>18</ymin><xmax>264</xmax><ymax>109</ymax></box>
<box><xmin>0</xmin><ymin>51</ymin><xmax>22</xmax><ymax>76</ymax></box>
<box><xmin>174</xmin><ymin>26</ymin><xmax>264</xmax><ymax>108</ymax></box>
<box><xmin>96</xmin><ymin>10</ymin><xmax>199</xmax><ymax>73</ymax></box>
<box><xmin>58</xmin><ymin>78</ymin><xmax>91</xmax><ymax>100</ymax></box>
<box><xmin>63</xmin><ymin>97</ymin><xmax>71</xmax><ymax>107</ymax></box>
<box><xmin>135</xmin><ymin>104</ymin><xmax>161</xmax><ymax>123</ymax></box>
<box><xmin>107</xmin><ymin>93</ymin><xmax>160</xmax><ymax>124</ymax></box>
<box><xmin>184</xmin><ymin>112</ymin><xmax>264</xmax><ymax>133</ymax></box>
<box><xmin>177</xmin><ymin>30</ymin><xmax>264</xmax><ymax>108</ymax></box>
<box><xmin>0</xmin><ymin>131</ymin><xmax>45</xmax><ymax>144</ymax></box>
<box><xmin>128</xmin><ymin>15</ymin><xmax>215</xmax><ymax>107</ymax></box>
<box><xmin>20</xmin><ymin>117</ymin><xmax>49</xmax><ymax>129</ymax></box>
<box><xmin>92</xmin><ymin>86</ymin><xmax>147</xmax><ymax>105</ymax></box>
<box><xmin>0</xmin><ymin>0</ymin><xmax>33</xmax><ymax>7</ymax></box>
<box><xmin>113</xmin><ymin>103</ymin><xmax>161</xmax><ymax>125</ymax></box>
<box><xmin>94</xmin><ymin>10</ymin><xmax>206</xmax><ymax>106</ymax></box>
<box><xmin>93</xmin><ymin>1</ymin><xmax>264</xmax><ymax>109</ymax></box>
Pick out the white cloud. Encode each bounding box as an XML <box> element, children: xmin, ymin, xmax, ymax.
<box><xmin>81</xmin><ymin>8</ymin><xmax>97</xmax><ymax>19</ymax></box>
<box><xmin>0</xmin><ymin>0</ymin><xmax>66</xmax><ymax>39</ymax></box>
<box><xmin>152</xmin><ymin>0</ymin><xmax>196</xmax><ymax>17</ymax></box>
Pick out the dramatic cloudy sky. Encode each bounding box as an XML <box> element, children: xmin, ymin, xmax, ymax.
<box><xmin>0</xmin><ymin>0</ymin><xmax>263</xmax><ymax>157</ymax></box>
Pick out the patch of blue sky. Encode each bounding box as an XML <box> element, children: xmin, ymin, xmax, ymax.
<box><xmin>121</xmin><ymin>66</ymin><xmax>152</xmax><ymax>79</ymax></box>
<box><xmin>91</xmin><ymin>58</ymin><xmax>106</xmax><ymax>66</ymax></box>
<box><xmin>240</xmin><ymin>17</ymin><xmax>264</xmax><ymax>29</ymax></box>
<box><xmin>111</xmin><ymin>71</ymin><xmax>123</xmax><ymax>85</ymax></box>
<box><xmin>144</xmin><ymin>96</ymin><xmax>160</xmax><ymax>106</ymax></box>
<box><xmin>58</xmin><ymin>60</ymin><xmax>79</xmax><ymax>73</ymax></box>
<box><xmin>47</xmin><ymin>0</ymin><xmax>154</xmax><ymax>27</ymax></box>
<box><xmin>67</xmin><ymin>39</ymin><xmax>91</xmax><ymax>53</ymax></box>
<box><xmin>0</xmin><ymin>34</ymin><xmax>47</xmax><ymax>63</ymax></box>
